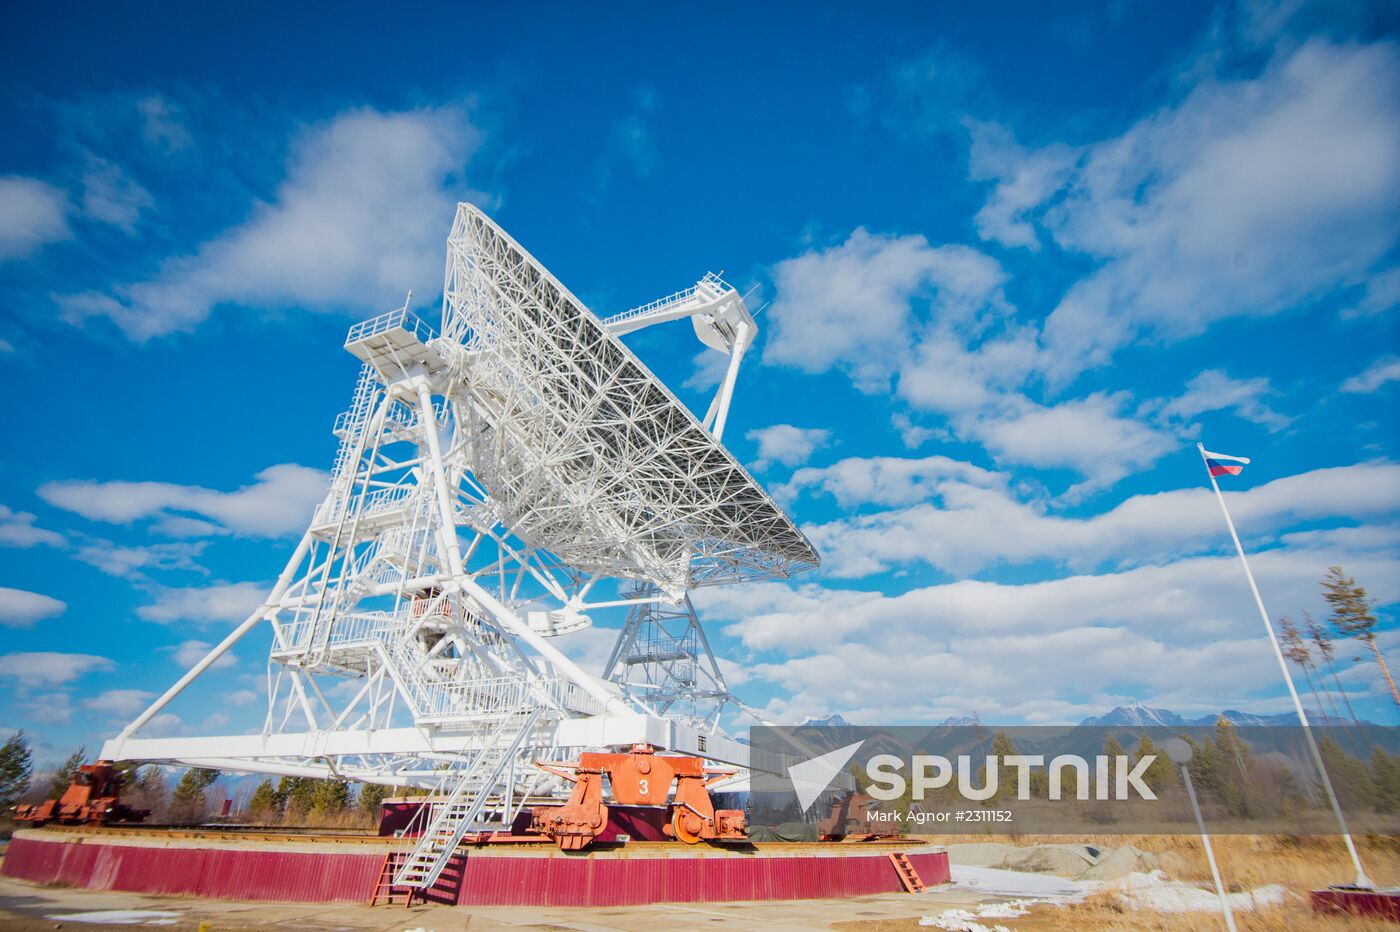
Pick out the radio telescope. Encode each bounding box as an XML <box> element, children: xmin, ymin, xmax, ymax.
<box><xmin>101</xmin><ymin>203</ymin><xmax>816</xmax><ymax>887</ymax></box>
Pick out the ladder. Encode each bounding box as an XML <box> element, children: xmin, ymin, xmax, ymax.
<box><xmin>889</xmin><ymin>851</ymin><xmax>926</xmax><ymax>893</ymax></box>
<box><xmin>392</xmin><ymin>710</ymin><xmax>542</xmax><ymax>889</ymax></box>
<box><xmin>369</xmin><ymin>848</ymin><xmax>469</xmax><ymax>907</ymax></box>
<box><xmin>368</xmin><ymin>851</ymin><xmax>414</xmax><ymax>906</ymax></box>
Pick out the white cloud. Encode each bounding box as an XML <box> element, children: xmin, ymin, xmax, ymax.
<box><xmin>19</xmin><ymin>692</ymin><xmax>76</xmax><ymax>725</ymax></box>
<box><xmin>683</xmin><ymin>346</ymin><xmax>730</xmax><ymax>392</ymax></box>
<box><xmin>1341</xmin><ymin>355</ymin><xmax>1400</xmax><ymax>394</ymax></box>
<box><xmin>0</xmin><ymin>652</ymin><xmax>113</xmax><ymax>687</ymax></box>
<box><xmin>0</xmin><ymin>587</ymin><xmax>66</xmax><ymax>628</ymax></box>
<box><xmin>0</xmin><ymin>176</ymin><xmax>70</xmax><ymax>261</ymax></box>
<box><xmin>966</xmin><ymin>119</ymin><xmax>1076</xmax><ymax>250</ymax></box>
<box><xmin>83</xmin><ymin>688</ymin><xmax>155</xmax><ymax>717</ymax></box>
<box><xmin>59</xmin><ymin>106</ymin><xmax>482</xmax><ymax>340</ymax></box>
<box><xmin>895</xmin><ymin>327</ymin><xmax>1040</xmax><ymax>416</ymax></box>
<box><xmin>172</xmin><ymin>640</ymin><xmax>237</xmax><ymax>670</ymax></box>
<box><xmin>597</xmin><ymin>88</ymin><xmax>660</xmax><ymax>192</ymax></box>
<box><xmin>74</xmin><ymin>540</ymin><xmax>207</xmax><ymax>579</ymax></box>
<box><xmin>139</xmin><ymin>712</ymin><xmax>184</xmax><ymax>737</ymax></box>
<box><xmin>1034</xmin><ymin>41</ymin><xmax>1400</xmax><ymax>381</ymax></box>
<box><xmin>797</xmin><ymin>459</ymin><xmax>1400</xmax><ymax>577</ymax></box>
<box><xmin>1342</xmin><ymin>266</ymin><xmax>1400</xmax><ymax>319</ymax></box>
<box><xmin>136</xmin><ymin>95</ymin><xmax>192</xmax><ymax>152</ymax></box>
<box><xmin>890</xmin><ymin>412</ymin><xmax>948</xmax><ymax>449</ymax></box>
<box><xmin>762</xmin><ymin>227</ymin><xmax>1172</xmax><ymax>489</ymax></box>
<box><xmin>764</xmin><ymin>229</ymin><xmax>1008</xmax><ymax>390</ymax></box>
<box><xmin>745</xmin><ymin>425</ymin><xmax>831</xmax><ymax>470</ymax></box>
<box><xmin>0</xmin><ymin>505</ymin><xmax>64</xmax><ymax>548</ymax></box>
<box><xmin>228</xmin><ymin>689</ymin><xmax>259</xmax><ymax>706</ymax></box>
<box><xmin>139</xmin><ymin>581</ymin><xmax>266</xmax><ymax>627</ymax></box>
<box><xmin>552</xmin><ymin>624</ymin><xmax>625</xmax><ymax>678</ymax></box>
<box><xmin>40</xmin><ymin>462</ymin><xmax>327</xmax><ymax>537</ymax></box>
<box><xmin>1150</xmin><ymin>369</ymin><xmax>1293</xmax><ymax>432</ymax></box>
<box><xmin>80</xmin><ymin>155</ymin><xmax>154</xmax><ymax>232</ymax></box>
<box><xmin>780</xmin><ymin>454</ymin><xmax>1002</xmax><ymax>509</ymax></box>
<box><xmin>695</xmin><ymin>541</ymin><xmax>1400</xmax><ymax>723</ymax></box>
<box><xmin>970</xmin><ymin>392</ymin><xmax>1174</xmax><ymax>491</ymax></box>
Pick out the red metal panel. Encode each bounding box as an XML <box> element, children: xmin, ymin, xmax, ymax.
<box><xmin>4</xmin><ymin>838</ymin><xmax>382</xmax><ymax>904</ymax></box>
<box><xmin>1313</xmin><ymin>889</ymin><xmax>1400</xmax><ymax>921</ymax></box>
<box><xmin>4</xmin><ymin>835</ymin><xmax>951</xmax><ymax>907</ymax></box>
<box><xmin>908</xmin><ymin>851</ymin><xmax>952</xmax><ymax>887</ymax></box>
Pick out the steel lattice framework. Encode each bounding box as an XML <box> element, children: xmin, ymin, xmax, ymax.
<box><xmin>100</xmin><ymin>203</ymin><xmax>813</xmax><ymax>887</ymax></box>
<box><xmin>442</xmin><ymin>206</ymin><xmax>816</xmax><ymax>594</ymax></box>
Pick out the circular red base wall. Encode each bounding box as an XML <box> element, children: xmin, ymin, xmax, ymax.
<box><xmin>1</xmin><ymin>831</ymin><xmax>950</xmax><ymax>906</ymax></box>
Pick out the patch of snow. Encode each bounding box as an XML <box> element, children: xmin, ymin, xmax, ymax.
<box><xmin>918</xmin><ymin>909</ymin><xmax>1009</xmax><ymax>932</ymax></box>
<box><xmin>975</xmin><ymin>900</ymin><xmax>1033</xmax><ymax>918</ymax></box>
<box><xmin>949</xmin><ymin>864</ymin><xmax>1089</xmax><ymax>899</ymax></box>
<box><xmin>45</xmin><ymin>910</ymin><xmax>180</xmax><ymax>926</ymax></box>
<box><xmin>923</xmin><ymin>874</ymin><xmax>1088</xmax><ymax>931</ymax></box>
<box><xmin>1114</xmin><ymin>870</ymin><xmax>1289</xmax><ymax>913</ymax></box>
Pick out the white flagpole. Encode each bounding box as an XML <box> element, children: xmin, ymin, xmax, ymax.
<box><xmin>1197</xmin><ymin>442</ymin><xmax>1371</xmax><ymax>888</ymax></box>
<box><xmin>1182</xmin><ymin>764</ymin><xmax>1237</xmax><ymax>932</ymax></box>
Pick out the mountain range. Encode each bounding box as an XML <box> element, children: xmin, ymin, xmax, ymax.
<box><xmin>799</xmin><ymin>702</ymin><xmax>1365</xmax><ymax>729</ymax></box>
<box><xmin>1076</xmin><ymin>700</ymin><xmax>1364</xmax><ymax>729</ymax></box>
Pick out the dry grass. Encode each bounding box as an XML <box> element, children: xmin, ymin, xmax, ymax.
<box><xmin>935</xmin><ymin>834</ymin><xmax>1399</xmax><ymax>930</ymax></box>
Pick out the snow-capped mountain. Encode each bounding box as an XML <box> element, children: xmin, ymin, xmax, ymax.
<box><xmin>1079</xmin><ymin>701</ymin><xmax>1364</xmax><ymax>728</ymax></box>
<box><xmin>796</xmin><ymin>713</ymin><xmax>851</xmax><ymax>728</ymax></box>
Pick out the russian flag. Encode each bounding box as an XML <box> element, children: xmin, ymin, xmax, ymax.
<box><xmin>1203</xmin><ymin>449</ymin><xmax>1250</xmax><ymax>477</ymax></box>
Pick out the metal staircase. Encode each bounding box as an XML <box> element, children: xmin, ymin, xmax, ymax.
<box><xmin>393</xmin><ymin>710</ymin><xmax>543</xmax><ymax>889</ymax></box>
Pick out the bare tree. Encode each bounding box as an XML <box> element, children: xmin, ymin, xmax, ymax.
<box><xmin>1307</xmin><ymin>611</ymin><xmax>1365</xmax><ymax>730</ymax></box>
<box><xmin>1279</xmin><ymin>616</ymin><xmax>1332</xmax><ymax>723</ymax></box>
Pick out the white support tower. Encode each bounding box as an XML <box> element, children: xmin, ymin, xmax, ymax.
<box><xmin>101</xmin><ymin>203</ymin><xmax>816</xmax><ymax>888</ymax></box>
<box><xmin>602</xmin><ymin>585</ymin><xmax>767</xmax><ymax>737</ymax></box>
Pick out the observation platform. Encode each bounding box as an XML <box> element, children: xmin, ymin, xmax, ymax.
<box><xmin>2</xmin><ymin>827</ymin><xmax>949</xmax><ymax>907</ymax></box>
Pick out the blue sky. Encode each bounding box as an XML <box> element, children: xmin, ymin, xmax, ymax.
<box><xmin>1</xmin><ymin>0</ymin><xmax>1398</xmax><ymax>764</ymax></box>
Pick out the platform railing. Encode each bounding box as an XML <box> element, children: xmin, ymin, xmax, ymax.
<box><xmin>346</xmin><ymin>305</ymin><xmax>438</xmax><ymax>347</ymax></box>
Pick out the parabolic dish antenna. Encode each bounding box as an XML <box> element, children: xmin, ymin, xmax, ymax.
<box><xmin>440</xmin><ymin>204</ymin><xmax>818</xmax><ymax>593</ymax></box>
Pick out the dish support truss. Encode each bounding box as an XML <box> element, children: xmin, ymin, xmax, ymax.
<box><xmin>603</xmin><ymin>584</ymin><xmax>766</xmax><ymax>735</ymax></box>
<box><xmin>101</xmin><ymin>203</ymin><xmax>815</xmax><ymax>887</ymax></box>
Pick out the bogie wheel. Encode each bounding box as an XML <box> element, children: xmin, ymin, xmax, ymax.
<box><xmin>671</xmin><ymin>808</ymin><xmax>703</xmax><ymax>844</ymax></box>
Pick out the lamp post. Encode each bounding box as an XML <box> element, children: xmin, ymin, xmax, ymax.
<box><xmin>1164</xmin><ymin>738</ymin><xmax>1236</xmax><ymax>932</ymax></box>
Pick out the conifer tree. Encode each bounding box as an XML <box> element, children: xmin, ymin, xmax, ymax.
<box><xmin>987</xmin><ymin>731</ymin><xmax>1023</xmax><ymax>802</ymax></box>
<box><xmin>358</xmin><ymin>781</ymin><xmax>393</xmax><ymax>818</ymax></box>
<box><xmin>1370</xmin><ymin>748</ymin><xmax>1400</xmax><ymax>813</ymax></box>
<box><xmin>1131</xmin><ymin>736</ymin><xmax>1177</xmax><ymax>793</ymax></box>
<box><xmin>47</xmin><ymin>747</ymin><xmax>86</xmax><ymax>799</ymax></box>
<box><xmin>1185</xmin><ymin>735</ymin><xmax>1224</xmax><ymax>801</ymax></box>
<box><xmin>1323</xmin><ymin>566</ymin><xmax>1399</xmax><ymax>709</ymax></box>
<box><xmin>0</xmin><ymin>731</ymin><xmax>33</xmax><ymax>810</ymax></box>
<box><xmin>277</xmin><ymin>776</ymin><xmax>319</xmax><ymax>820</ymax></box>
<box><xmin>1213</xmin><ymin>718</ymin><xmax>1255</xmax><ymax>819</ymax></box>
<box><xmin>1318</xmin><ymin>736</ymin><xmax>1376</xmax><ymax>812</ymax></box>
<box><xmin>247</xmin><ymin>780</ymin><xmax>280</xmax><ymax>819</ymax></box>
<box><xmin>309</xmin><ymin>779</ymin><xmax>352</xmax><ymax>821</ymax></box>
<box><xmin>170</xmin><ymin>768</ymin><xmax>220</xmax><ymax>823</ymax></box>
<box><xmin>123</xmin><ymin>766</ymin><xmax>169</xmax><ymax>820</ymax></box>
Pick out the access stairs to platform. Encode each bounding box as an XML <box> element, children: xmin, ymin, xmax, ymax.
<box><xmin>392</xmin><ymin>710</ymin><xmax>542</xmax><ymax>890</ymax></box>
<box><xmin>889</xmin><ymin>851</ymin><xmax>926</xmax><ymax>893</ymax></box>
<box><xmin>369</xmin><ymin>849</ymin><xmax>465</xmax><ymax>906</ymax></box>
